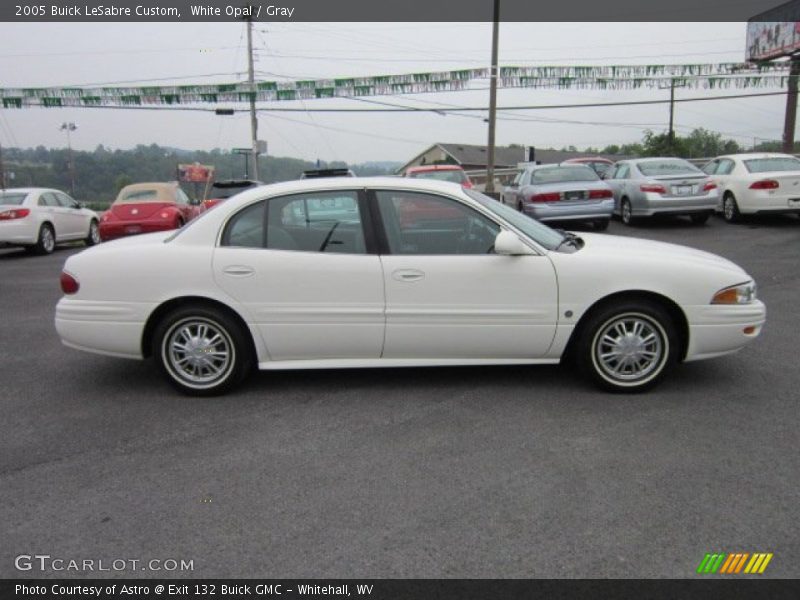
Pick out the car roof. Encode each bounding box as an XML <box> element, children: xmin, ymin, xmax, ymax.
<box><xmin>0</xmin><ymin>187</ymin><xmax>60</xmax><ymax>194</ymax></box>
<box><xmin>115</xmin><ymin>182</ymin><xmax>179</xmax><ymax>203</ymax></box>
<box><xmin>562</xmin><ymin>157</ymin><xmax>613</xmax><ymax>164</ymax></box>
<box><xmin>715</xmin><ymin>153</ymin><xmax>798</xmax><ymax>160</ymax></box>
<box><xmin>406</xmin><ymin>165</ymin><xmax>464</xmax><ymax>172</ymax></box>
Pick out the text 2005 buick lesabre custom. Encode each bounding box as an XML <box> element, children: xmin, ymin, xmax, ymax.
<box><xmin>55</xmin><ymin>177</ymin><xmax>766</xmax><ymax>396</ymax></box>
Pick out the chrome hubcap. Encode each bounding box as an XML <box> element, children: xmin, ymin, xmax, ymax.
<box><xmin>622</xmin><ymin>203</ymin><xmax>631</xmax><ymax>222</ymax></box>
<box><xmin>90</xmin><ymin>222</ymin><xmax>100</xmax><ymax>243</ymax></box>
<box><xmin>594</xmin><ymin>314</ymin><xmax>665</xmax><ymax>383</ymax></box>
<box><xmin>724</xmin><ymin>199</ymin><xmax>733</xmax><ymax>220</ymax></box>
<box><xmin>164</xmin><ymin>318</ymin><xmax>234</xmax><ymax>387</ymax></box>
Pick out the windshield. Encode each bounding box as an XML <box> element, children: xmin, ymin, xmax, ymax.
<box><xmin>465</xmin><ymin>189</ymin><xmax>565</xmax><ymax>251</ymax></box>
<box><xmin>743</xmin><ymin>157</ymin><xmax>800</xmax><ymax>173</ymax></box>
<box><xmin>0</xmin><ymin>192</ymin><xmax>27</xmax><ymax>205</ymax></box>
<box><xmin>636</xmin><ymin>159</ymin><xmax>700</xmax><ymax>177</ymax></box>
<box><xmin>408</xmin><ymin>169</ymin><xmax>468</xmax><ymax>184</ymax></box>
<box><xmin>531</xmin><ymin>166</ymin><xmax>599</xmax><ymax>184</ymax></box>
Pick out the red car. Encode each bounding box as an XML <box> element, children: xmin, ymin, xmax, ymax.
<box><xmin>99</xmin><ymin>182</ymin><xmax>203</xmax><ymax>241</ymax></box>
<box><xmin>404</xmin><ymin>165</ymin><xmax>474</xmax><ymax>189</ymax></box>
<box><xmin>203</xmin><ymin>179</ymin><xmax>263</xmax><ymax>210</ymax></box>
<box><xmin>562</xmin><ymin>157</ymin><xmax>615</xmax><ymax>178</ymax></box>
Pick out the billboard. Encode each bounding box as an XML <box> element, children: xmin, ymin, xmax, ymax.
<box><xmin>747</xmin><ymin>21</ymin><xmax>800</xmax><ymax>61</ymax></box>
<box><xmin>177</xmin><ymin>163</ymin><xmax>215</xmax><ymax>183</ymax></box>
<box><xmin>748</xmin><ymin>1</ymin><xmax>800</xmax><ymax>61</ymax></box>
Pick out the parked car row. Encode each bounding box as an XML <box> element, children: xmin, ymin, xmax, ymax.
<box><xmin>497</xmin><ymin>152</ymin><xmax>800</xmax><ymax>229</ymax></box>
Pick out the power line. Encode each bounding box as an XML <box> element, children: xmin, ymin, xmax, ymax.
<box><xmin>54</xmin><ymin>90</ymin><xmax>790</xmax><ymax>114</ymax></box>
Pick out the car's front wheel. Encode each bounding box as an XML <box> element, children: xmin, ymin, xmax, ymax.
<box><xmin>153</xmin><ymin>305</ymin><xmax>253</xmax><ymax>396</ymax></box>
<box><xmin>576</xmin><ymin>301</ymin><xmax>677</xmax><ymax>392</ymax></box>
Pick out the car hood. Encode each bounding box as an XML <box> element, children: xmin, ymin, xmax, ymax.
<box><xmin>571</xmin><ymin>232</ymin><xmax>747</xmax><ymax>277</ymax></box>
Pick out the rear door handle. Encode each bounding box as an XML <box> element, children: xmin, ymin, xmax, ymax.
<box><xmin>222</xmin><ymin>265</ymin><xmax>255</xmax><ymax>277</ymax></box>
<box><xmin>392</xmin><ymin>269</ymin><xmax>425</xmax><ymax>282</ymax></box>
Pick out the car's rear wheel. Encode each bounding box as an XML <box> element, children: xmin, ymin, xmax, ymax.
<box><xmin>153</xmin><ymin>305</ymin><xmax>253</xmax><ymax>396</ymax></box>
<box><xmin>723</xmin><ymin>193</ymin><xmax>741</xmax><ymax>223</ymax></box>
<box><xmin>576</xmin><ymin>301</ymin><xmax>677</xmax><ymax>392</ymax></box>
<box><xmin>85</xmin><ymin>220</ymin><xmax>100</xmax><ymax>246</ymax></box>
<box><xmin>33</xmin><ymin>223</ymin><xmax>56</xmax><ymax>255</ymax></box>
<box><xmin>593</xmin><ymin>219</ymin><xmax>610</xmax><ymax>231</ymax></box>
<box><xmin>690</xmin><ymin>212</ymin><xmax>710</xmax><ymax>225</ymax></box>
<box><xmin>621</xmin><ymin>199</ymin><xmax>636</xmax><ymax>226</ymax></box>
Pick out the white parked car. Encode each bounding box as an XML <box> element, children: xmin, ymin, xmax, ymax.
<box><xmin>701</xmin><ymin>153</ymin><xmax>800</xmax><ymax>222</ymax></box>
<box><xmin>0</xmin><ymin>187</ymin><xmax>100</xmax><ymax>254</ymax></box>
<box><xmin>55</xmin><ymin>178</ymin><xmax>766</xmax><ymax>396</ymax></box>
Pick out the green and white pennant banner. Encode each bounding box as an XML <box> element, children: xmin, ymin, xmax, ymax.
<box><xmin>0</xmin><ymin>63</ymin><xmax>790</xmax><ymax>109</ymax></box>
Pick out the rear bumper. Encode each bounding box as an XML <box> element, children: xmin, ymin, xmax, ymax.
<box><xmin>634</xmin><ymin>194</ymin><xmax>718</xmax><ymax>217</ymax></box>
<box><xmin>55</xmin><ymin>298</ymin><xmax>152</xmax><ymax>359</ymax></box>
<box><xmin>99</xmin><ymin>219</ymin><xmax>176</xmax><ymax>241</ymax></box>
<box><xmin>0</xmin><ymin>220</ymin><xmax>38</xmax><ymax>246</ymax></box>
<box><xmin>738</xmin><ymin>191</ymin><xmax>800</xmax><ymax>214</ymax></box>
<box><xmin>523</xmin><ymin>199</ymin><xmax>614</xmax><ymax>222</ymax></box>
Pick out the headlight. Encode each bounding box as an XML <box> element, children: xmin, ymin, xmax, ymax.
<box><xmin>711</xmin><ymin>281</ymin><xmax>757</xmax><ymax>305</ymax></box>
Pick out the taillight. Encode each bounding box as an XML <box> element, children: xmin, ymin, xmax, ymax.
<box><xmin>60</xmin><ymin>271</ymin><xmax>80</xmax><ymax>295</ymax></box>
<box><xmin>0</xmin><ymin>208</ymin><xmax>30</xmax><ymax>220</ymax></box>
<box><xmin>461</xmin><ymin>181</ymin><xmax>473</xmax><ymax>189</ymax></box>
<box><xmin>640</xmin><ymin>183</ymin><xmax>666</xmax><ymax>194</ymax></box>
<box><xmin>703</xmin><ymin>181</ymin><xmax>718</xmax><ymax>191</ymax></box>
<box><xmin>588</xmin><ymin>189</ymin><xmax>613</xmax><ymax>199</ymax></box>
<box><xmin>530</xmin><ymin>192</ymin><xmax>561</xmax><ymax>202</ymax></box>
<box><xmin>749</xmin><ymin>179</ymin><xmax>779</xmax><ymax>190</ymax></box>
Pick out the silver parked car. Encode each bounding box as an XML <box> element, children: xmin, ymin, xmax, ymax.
<box><xmin>604</xmin><ymin>158</ymin><xmax>719</xmax><ymax>226</ymax></box>
<box><xmin>501</xmin><ymin>163</ymin><xmax>614</xmax><ymax>230</ymax></box>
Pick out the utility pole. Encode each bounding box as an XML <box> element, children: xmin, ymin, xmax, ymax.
<box><xmin>668</xmin><ymin>78</ymin><xmax>676</xmax><ymax>153</ymax></box>
<box><xmin>0</xmin><ymin>143</ymin><xmax>5</xmax><ymax>190</ymax></box>
<box><xmin>60</xmin><ymin>122</ymin><xmax>77</xmax><ymax>196</ymax></box>
<box><xmin>246</xmin><ymin>12</ymin><xmax>259</xmax><ymax>180</ymax></box>
<box><xmin>782</xmin><ymin>58</ymin><xmax>800</xmax><ymax>153</ymax></box>
<box><xmin>484</xmin><ymin>0</ymin><xmax>500</xmax><ymax>195</ymax></box>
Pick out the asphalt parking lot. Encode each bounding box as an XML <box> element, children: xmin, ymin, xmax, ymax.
<box><xmin>1</xmin><ymin>214</ymin><xmax>798</xmax><ymax>579</ymax></box>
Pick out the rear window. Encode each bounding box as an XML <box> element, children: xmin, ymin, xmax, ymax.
<box><xmin>531</xmin><ymin>166</ymin><xmax>598</xmax><ymax>184</ymax></box>
<box><xmin>408</xmin><ymin>170</ymin><xmax>467</xmax><ymax>184</ymax></box>
<box><xmin>0</xmin><ymin>192</ymin><xmax>27</xmax><ymax>205</ymax></box>
<box><xmin>743</xmin><ymin>157</ymin><xmax>800</xmax><ymax>173</ymax></box>
<box><xmin>117</xmin><ymin>189</ymin><xmax>171</xmax><ymax>203</ymax></box>
<box><xmin>637</xmin><ymin>160</ymin><xmax>699</xmax><ymax>176</ymax></box>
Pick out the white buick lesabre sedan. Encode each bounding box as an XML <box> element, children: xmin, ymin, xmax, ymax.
<box><xmin>55</xmin><ymin>178</ymin><xmax>766</xmax><ymax>396</ymax></box>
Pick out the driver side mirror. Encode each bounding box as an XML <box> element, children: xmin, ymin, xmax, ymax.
<box><xmin>494</xmin><ymin>230</ymin><xmax>533</xmax><ymax>256</ymax></box>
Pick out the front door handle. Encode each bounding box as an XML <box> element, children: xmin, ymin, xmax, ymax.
<box><xmin>222</xmin><ymin>265</ymin><xmax>255</xmax><ymax>277</ymax></box>
<box><xmin>392</xmin><ymin>269</ymin><xmax>425</xmax><ymax>283</ymax></box>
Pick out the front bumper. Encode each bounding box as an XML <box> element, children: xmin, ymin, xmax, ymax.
<box><xmin>683</xmin><ymin>300</ymin><xmax>766</xmax><ymax>361</ymax></box>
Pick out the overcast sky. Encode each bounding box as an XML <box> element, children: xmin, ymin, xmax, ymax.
<box><xmin>0</xmin><ymin>22</ymin><xmax>789</xmax><ymax>163</ymax></box>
